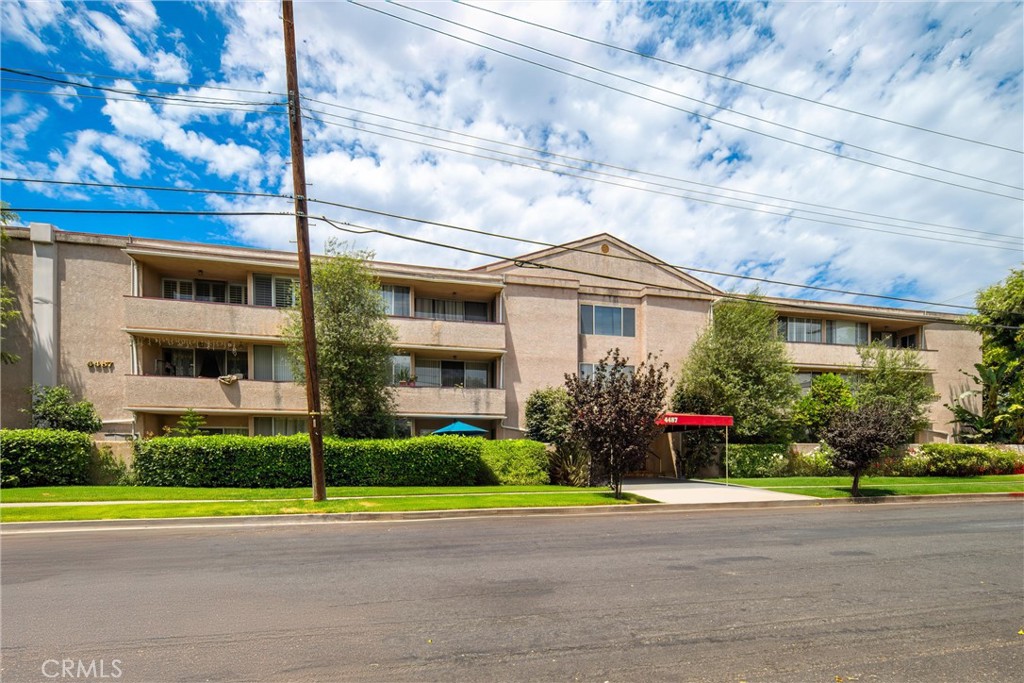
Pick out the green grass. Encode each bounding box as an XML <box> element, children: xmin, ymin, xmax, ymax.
<box><xmin>710</xmin><ymin>475</ymin><xmax>1024</xmax><ymax>498</ymax></box>
<box><xmin>0</xmin><ymin>484</ymin><xmax>599</xmax><ymax>504</ymax></box>
<box><xmin>0</xmin><ymin>491</ymin><xmax>650</xmax><ymax>523</ymax></box>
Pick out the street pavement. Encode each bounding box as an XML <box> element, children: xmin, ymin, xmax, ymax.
<box><xmin>623</xmin><ymin>478</ymin><xmax>811</xmax><ymax>504</ymax></box>
<box><xmin>2</xmin><ymin>501</ymin><xmax>1022</xmax><ymax>682</ymax></box>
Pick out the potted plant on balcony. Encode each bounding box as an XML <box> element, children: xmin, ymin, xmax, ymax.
<box><xmin>396</xmin><ymin>369</ymin><xmax>416</xmax><ymax>387</ymax></box>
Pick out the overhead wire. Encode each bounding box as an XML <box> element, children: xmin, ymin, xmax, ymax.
<box><xmin>349</xmin><ymin>1</ymin><xmax>1023</xmax><ymax>200</ymax></box>
<box><xmin>459</xmin><ymin>1</ymin><xmax>1023</xmax><ymax>154</ymax></box>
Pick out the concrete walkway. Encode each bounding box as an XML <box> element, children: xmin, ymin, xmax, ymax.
<box><xmin>622</xmin><ymin>478</ymin><xmax>812</xmax><ymax>504</ymax></box>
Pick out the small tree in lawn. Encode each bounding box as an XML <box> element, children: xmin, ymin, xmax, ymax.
<box><xmin>821</xmin><ymin>398</ymin><xmax>911</xmax><ymax>496</ymax></box>
<box><xmin>564</xmin><ymin>349</ymin><xmax>669</xmax><ymax>498</ymax></box>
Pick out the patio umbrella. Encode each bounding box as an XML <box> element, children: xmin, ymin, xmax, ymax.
<box><xmin>431</xmin><ymin>421</ymin><xmax>488</xmax><ymax>436</ymax></box>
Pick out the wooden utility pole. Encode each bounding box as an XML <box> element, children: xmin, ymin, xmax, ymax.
<box><xmin>282</xmin><ymin>0</ymin><xmax>326</xmax><ymax>501</ymax></box>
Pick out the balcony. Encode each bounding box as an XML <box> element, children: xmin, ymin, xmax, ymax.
<box><xmin>393</xmin><ymin>385</ymin><xmax>506</xmax><ymax>418</ymax></box>
<box><xmin>124</xmin><ymin>296</ymin><xmax>287</xmax><ymax>340</ymax></box>
<box><xmin>786</xmin><ymin>342</ymin><xmax>938</xmax><ymax>372</ymax></box>
<box><xmin>390</xmin><ymin>316</ymin><xmax>505</xmax><ymax>353</ymax></box>
<box><xmin>125</xmin><ymin>375</ymin><xmax>307</xmax><ymax>414</ymax></box>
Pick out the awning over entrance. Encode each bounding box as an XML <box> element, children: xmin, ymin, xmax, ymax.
<box><xmin>656</xmin><ymin>413</ymin><xmax>734</xmax><ymax>430</ymax></box>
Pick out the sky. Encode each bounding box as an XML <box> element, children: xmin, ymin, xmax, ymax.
<box><xmin>1</xmin><ymin>0</ymin><xmax>1021</xmax><ymax>312</ymax></box>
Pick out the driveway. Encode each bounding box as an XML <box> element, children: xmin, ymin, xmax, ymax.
<box><xmin>622</xmin><ymin>478</ymin><xmax>812</xmax><ymax>504</ymax></box>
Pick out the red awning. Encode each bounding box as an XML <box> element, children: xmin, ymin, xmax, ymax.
<box><xmin>656</xmin><ymin>413</ymin><xmax>734</xmax><ymax>430</ymax></box>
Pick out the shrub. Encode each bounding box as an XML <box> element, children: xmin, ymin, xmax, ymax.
<box><xmin>919</xmin><ymin>443</ymin><xmax>1021</xmax><ymax>476</ymax></box>
<box><xmin>478</xmin><ymin>440</ymin><xmax>549</xmax><ymax>485</ymax></box>
<box><xmin>134</xmin><ymin>434</ymin><xmax>494</xmax><ymax>488</ymax></box>
<box><xmin>0</xmin><ymin>429</ymin><xmax>92</xmax><ymax>487</ymax></box>
<box><xmin>548</xmin><ymin>441</ymin><xmax>591</xmax><ymax>487</ymax></box>
<box><xmin>27</xmin><ymin>384</ymin><xmax>103</xmax><ymax>433</ymax></box>
<box><xmin>726</xmin><ymin>444</ymin><xmax>790</xmax><ymax>478</ymax></box>
<box><xmin>525</xmin><ymin>387</ymin><xmax>571</xmax><ymax>446</ymax></box>
<box><xmin>788</xmin><ymin>444</ymin><xmax>841</xmax><ymax>477</ymax></box>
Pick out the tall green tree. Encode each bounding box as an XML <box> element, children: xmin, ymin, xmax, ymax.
<box><xmin>564</xmin><ymin>349</ymin><xmax>669</xmax><ymax>498</ymax></box>
<box><xmin>283</xmin><ymin>240</ymin><xmax>397</xmax><ymax>438</ymax></box>
<box><xmin>1</xmin><ymin>202</ymin><xmax>20</xmax><ymax>365</ymax></box>
<box><xmin>950</xmin><ymin>269</ymin><xmax>1024</xmax><ymax>443</ymax></box>
<box><xmin>853</xmin><ymin>343</ymin><xmax>936</xmax><ymax>441</ymax></box>
<box><xmin>672</xmin><ymin>296</ymin><xmax>797</xmax><ymax>443</ymax></box>
<box><xmin>793</xmin><ymin>373</ymin><xmax>856</xmax><ymax>442</ymax></box>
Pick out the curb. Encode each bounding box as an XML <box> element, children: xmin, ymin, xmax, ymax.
<box><xmin>1</xmin><ymin>492</ymin><xmax>1020</xmax><ymax>534</ymax></box>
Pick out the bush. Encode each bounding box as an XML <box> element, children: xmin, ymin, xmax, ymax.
<box><xmin>478</xmin><ymin>440</ymin><xmax>549</xmax><ymax>485</ymax></box>
<box><xmin>548</xmin><ymin>441</ymin><xmax>591</xmax><ymax>487</ymax></box>
<box><xmin>919</xmin><ymin>443</ymin><xmax>1022</xmax><ymax>476</ymax></box>
<box><xmin>788</xmin><ymin>444</ymin><xmax>841</xmax><ymax>476</ymax></box>
<box><xmin>133</xmin><ymin>435</ymin><xmax>529</xmax><ymax>488</ymax></box>
<box><xmin>27</xmin><ymin>384</ymin><xmax>103</xmax><ymax>433</ymax></box>
<box><xmin>726</xmin><ymin>444</ymin><xmax>790</xmax><ymax>478</ymax></box>
<box><xmin>0</xmin><ymin>429</ymin><xmax>92</xmax><ymax>487</ymax></box>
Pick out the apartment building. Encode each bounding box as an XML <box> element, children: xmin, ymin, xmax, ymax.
<box><xmin>0</xmin><ymin>225</ymin><xmax>981</xmax><ymax>445</ymax></box>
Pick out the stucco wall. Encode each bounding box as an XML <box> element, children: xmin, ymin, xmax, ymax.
<box><xmin>923</xmin><ymin>322</ymin><xmax>983</xmax><ymax>438</ymax></box>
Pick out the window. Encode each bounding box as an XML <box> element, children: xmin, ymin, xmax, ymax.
<box><xmin>228</xmin><ymin>283</ymin><xmax>247</xmax><ymax>305</ymax></box>
<box><xmin>253</xmin><ymin>274</ymin><xmax>298</xmax><ymax>308</ymax></box>
<box><xmin>198</xmin><ymin>426</ymin><xmax>249</xmax><ymax>436</ymax></box>
<box><xmin>162</xmin><ymin>279</ymin><xmax>194</xmax><ymax>300</ymax></box>
<box><xmin>579</xmin><ymin>363</ymin><xmax>634</xmax><ymax>379</ymax></box>
<box><xmin>899</xmin><ymin>333</ymin><xmax>918</xmax><ymax>349</ymax></box>
<box><xmin>414</xmin><ymin>359</ymin><xmax>491</xmax><ymax>387</ymax></box>
<box><xmin>389</xmin><ymin>354</ymin><xmax>412</xmax><ymax>384</ymax></box>
<box><xmin>778</xmin><ymin>317</ymin><xmax>822</xmax><ymax>343</ymax></box>
<box><xmin>380</xmin><ymin>285</ymin><xmax>410</xmax><ymax>316</ymax></box>
<box><xmin>194</xmin><ymin>280</ymin><xmax>226</xmax><ymax>303</ymax></box>
<box><xmin>253</xmin><ymin>345</ymin><xmax>293</xmax><ymax>381</ymax></box>
<box><xmin>580</xmin><ymin>304</ymin><xmax>636</xmax><ymax>337</ymax></box>
<box><xmin>393</xmin><ymin>419</ymin><xmax>412</xmax><ymax>438</ymax></box>
<box><xmin>414</xmin><ymin>298</ymin><xmax>490</xmax><ymax>322</ymax></box>
<box><xmin>826</xmin><ymin>320</ymin><xmax>869</xmax><ymax>345</ymax></box>
<box><xmin>158</xmin><ymin>348</ymin><xmax>247</xmax><ymax>378</ymax></box>
<box><xmin>872</xmin><ymin>331</ymin><xmax>895</xmax><ymax>348</ymax></box>
<box><xmin>253</xmin><ymin>417</ymin><xmax>307</xmax><ymax>436</ymax></box>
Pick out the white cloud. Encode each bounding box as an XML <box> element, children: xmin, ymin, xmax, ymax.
<box><xmin>70</xmin><ymin>9</ymin><xmax>148</xmax><ymax>71</ymax></box>
<box><xmin>0</xmin><ymin>0</ymin><xmax>66</xmax><ymax>53</ymax></box>
<box><xmin>150</xmin><ymin>50</ymin><xmax>191</xmax><ymax>81</ymax></box>
<box><xmin>49</xmin><ymin>85</ymin><xmax>80</xmax><ymax>111</ymax></box>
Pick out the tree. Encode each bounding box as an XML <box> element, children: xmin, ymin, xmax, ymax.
<box><xmin>525</xmin><ymin>386</ymin><xmax>571</xmax><ymax>446</ymax></box>
<box><xmin>952</xmin><ymin>269</ymin><xmax>1024</xmax><ymax>443</ymax></box>
<box><xmin>853</xmin><ymin>343</ymin><xmax>936</xmax><ymax>441</ymax></box>
<box><xmin>26</xmin><ymin>384</ymin><xmax>103</xmax><ymax>433</ymax></box>
<box><xmin>793</xmin><ymin>373</ymin><xmax>856</xmax><ymax>442</ymax></box>
<box><xmin>672</xmin><ymin>296</ymin><xmax>798</xmax><ymax>443</ymax></box>
<box><xmin>165</xmin><ymin>408</ymin><xmax>207</xmax><ymax>437</ymax></box>
<box><xmin>821</xmin><ymin>398</ymin><xmax>912</xmax><ymax>496</ymax></box>
<box><xmin>564</xmin><ymin>349</ymin><xmax>669</xmax><ymax>498</ymax></box>
<box><xmin>1</xmin><ymin>202</ymin><xmax>20</xmax><ymax>365</ymax></box>
<box><xmin>283</xmin><ymin>240</ymin><xmax>397</xmax><ymax>438</ymax></box>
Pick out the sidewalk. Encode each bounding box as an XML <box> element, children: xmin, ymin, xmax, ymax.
<box><xmin>622</xmin><ymin>478</ymin><xmax>812</xmax><ymax>504</ymax></box>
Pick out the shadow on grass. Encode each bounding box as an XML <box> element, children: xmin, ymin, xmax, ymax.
<box><xmin>847</xmin><ymin>488</ymin><xmax>900</xmax><ymax>501</ymax></box>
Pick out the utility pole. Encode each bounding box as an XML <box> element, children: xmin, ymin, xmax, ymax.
<box><xmin>281</xmin><ymin>0</ymin><xmax>326</xmax><ymax>502</ymax></box>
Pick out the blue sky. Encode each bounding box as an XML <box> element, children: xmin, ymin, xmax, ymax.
<box><xmin>1</xmin><ymin>1</ymin><xmax>1021</xmax><ymax>310</ymax></box>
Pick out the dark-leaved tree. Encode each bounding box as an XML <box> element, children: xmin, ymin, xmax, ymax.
<box><xmin>821</xmin><ymin>398</ymin><xmax>911</xmax><ymax>496</ymax></box>
<box><xmin>564</xmin><ymin>349</ymin><xmax>669</xmax><ymax>498</ymax></box>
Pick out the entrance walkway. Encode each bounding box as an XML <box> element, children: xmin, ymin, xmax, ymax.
<box><xmin>622</xmin><ymin>478</ymin><xmax>812</xmax><ymax>504</ymax></box>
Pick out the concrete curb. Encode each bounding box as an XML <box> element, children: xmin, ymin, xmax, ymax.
<box><xmin>1</xmin><ymin>492</ymin><xmax>1021</xmax><ymax>534</ymax></box>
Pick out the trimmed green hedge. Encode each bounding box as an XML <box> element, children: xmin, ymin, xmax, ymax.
<box><xmin>726</xmin><ymin>444</ymin><xmax>790</xmax><ymax>478</ymax></box>
<box><xmin>479</xmin><ymin>439</ymin><xmax>549</xmax><ymax>485</ymax></box>
<box><xmin>867</xmin><ymin>443</ymin><xmax>1023</xmax><ymax>476</ymax></box>
<box><xmin>1</xmin><ymin>429</ymin><xmax>93</xmax><ymax>487</ymax></box>
<box><xmin>133</xmin><ymin>435</ymin><xmax>550</xmax><ymax>488</ymax></box>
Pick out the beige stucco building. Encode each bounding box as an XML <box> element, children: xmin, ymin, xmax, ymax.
<box><xmin>1</xmin><ymin>225</ymin><xmax>981</xmax><ymax>446</ymax></box>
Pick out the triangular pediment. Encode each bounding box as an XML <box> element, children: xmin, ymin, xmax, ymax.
<box><xmin>474</xmin><ymin>233</ymin><xmax>719</xmax><ymax>295</ymax></box>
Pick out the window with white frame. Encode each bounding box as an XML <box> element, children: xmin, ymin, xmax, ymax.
<box><xmin>163</xmin><ymin>279</ymin><xmax>246</xmax><ymax>304</ymax></box>
<box><xmin>578</xmin><ymin>363</ymin><xmax>634</xmax><ymax>379</ymax></box>
<box><xmin>253</xmin><ymin>417</ymin><xmax>307</xmax><ymax>436</ymax></box>
<box><xmin>162</xmin><ymin>279</ymin><xmax>194</xmax><ymax>300</ymax></box>
<box><xmin>580</xmin><ymin>304</ymin><xmax>636</xmax><ymax>337</ymax></box>
<box><xmin>253</xmin><ymin>345</ymin><xmax>294</xmax><ymax>381</ymax></box>
<box><xmin>389</xmin><ymin>354</ymin><xmax>413</xmax><ymax>384</ymax></box>
<box><xmin>414</xmin><ymin>359</ymin><xmax>491</xmax><ymax>387</ymax></box>
<box><xmin>826</xmin><ymin>320</ymin><xmax>869</xmax><ymax>345</ymax></box>
<box><xmin>253</xmin><ymin>274</ymin><xmax>298</xmax><ymax>308</ymax></box>
<box><xmin>414</xmin><ymin>298</ymin><xmax>489</xmax><ymax>322</ymax></box>
<box><xmin>778</xmin><ymin>317</ymin><xmax>822</xmax><ymax>343</ymax></box>
<box><xmin>380</xmin><ymin>285</ymin><xmax>411</xmax><ymax>316</ymax></box>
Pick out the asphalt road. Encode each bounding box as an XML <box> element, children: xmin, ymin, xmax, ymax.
<box><xmin>2</xmin><ymin>502</ymin><xmax>1022</xmax><ymax>682</ymax></box>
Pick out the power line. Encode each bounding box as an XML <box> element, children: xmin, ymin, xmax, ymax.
<box><xmin>301</xmin><ymin>106</ymin><xmax>1021</xmax><ymax>248</ymax></box>
<box><xmin>300</xmin><ymin>109</ymin><xmax>1021</xmax><ymax>250</ymax></box>
<box><xmin>459</xmin><ymin>1</ymin><xmax>1023</xmax><ymax>154</ymax></box>
<box><xmin>0</xmin><ymin>187</ymin><xmax>984</xmax><ymax>309</ymax></box>
<box><xmin>351</xmin><ymin>1</ymin><xmax>1023</xmax><ymax>199</ymax></box>
<box><xmin>0</xmin><ymin>66</ymin><xmax>277</xmax><ymax>96</ymax></box>
<box><xmin>2</xmin><ymin>86</ymin><xmax>285</xmax><ymax>115</ymax></box>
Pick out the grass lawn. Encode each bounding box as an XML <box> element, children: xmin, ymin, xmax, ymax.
<box><xmin>0</xmin><ymin>491</ymin><xmax>650</xmax><ymax>523</ymax></box>
<box><xmin>0</xmin><ymin>484</ymin><xmax>601</xmax><ymax>504</ymax></box>
<box><xmin>710</xmin><ymin>475</ymin><xmax>1024</xmax><ymax>498</ymax></box>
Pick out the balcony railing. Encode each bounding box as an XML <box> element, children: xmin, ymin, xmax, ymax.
<box><xmin>125</xmin><ymin>375</ymin><xmax>306</xmax><ymax>413</ymax></box>
<box><xmin>390</xmin><ymin>316</ymin><xmax>505</xmax><ymax>352</ymax></box>
<box><xmin>786</xmin><ymin>342</ymin><xmax>938</xmax><ymax>372</ymax></box>
<box><xmin>125</xmin><ymin>296</ymin><xmax>287</xmax><ymax>339</ymax></box>
<box><xmin>393</xmin><ymin>385</ymin><xmax>505</xmax><ymax>417</ymax></box>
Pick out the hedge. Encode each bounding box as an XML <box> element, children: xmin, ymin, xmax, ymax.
<box><xmin>1</xmin><ymin>429</ymin><xmax>93</xmax><ymax>487</ymax></box>
<box><xmin>478</xmin><ymin>439</ymin><xmax>549</xmax><ymax>485</ymax></box>
<box><xmin>725</xmin><ymin>444</ymin><xmax>790</xmax><ymax>478</ymax></box>
<box><xmin>133</xmin><ymin>435</ymin><xmax>550</xmax><ymax>488</ymax></box>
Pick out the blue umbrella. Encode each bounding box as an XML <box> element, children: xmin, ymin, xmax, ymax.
<box><xmin>431</xmin><ymin>421</ymin><xmax>488</xmax><ymax>436</ymax></box>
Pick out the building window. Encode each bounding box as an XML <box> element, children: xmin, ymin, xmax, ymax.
<box><xmin>414</xmin><ymin>359</ymin><xmax>491</xmax><ymax>387</ymax></box>
<box><xmin>899</xmin><ymin>333</ymin><xmax>918</xmax><ymax>349</ymax></box>
<box><xmin>162</xmin><ymin>279</ymin><xmax>246</xmax><ymax>304</ymax></box>
<box><xmin>778</xmin><ymin>317</ymin><xmax>822</xmax><ymax>343</ymax></box>
<box><xmin>253</xmin><ymin>345</ymin><xmax>293</xmax><ymax>381</ymax></box>
<box><xmin>872</xmin><ymin>331</ymin><xmax>895</xmax><ymax>347</ymax></box>
<box><xmin>414</xmin><ymin>298</ymin><xmax>490</xmax><ymax>322</ymax></box>
<box><xmin>380</xmin><ymin>285</ymin><xmax>411</xmax><ymax>316</ymax></box>
<box><xmin>253</xmin><ymin>274</ymin><xmax>298</xmax><ymax>308</ymax></box>
<box><xmin>158</xmin><ymin>348</ymin><xmax>247</xmax><ymax>378</ymax></box>
<box><xmin>253</xmin><ymin>417</ymin><xmax>307</xmax><ymax>436</ymax></box>
<box><xmin>825</xmin><ymin>320</ymin><xmax>869</xmax><ymax>346</ymax></box>
<box><xmin>579</xmin><ymin>363</ymin><xmax>634</xmax><ymax>379</ymax></box>
<box><xmin>162</xmin><ymin>279</ymin><xmax>194</xmax><ymax>300</ymax></box>
<box><xmin>393</xmin><ymin>419</ymin><xmax>412</xmax><ymax>438</ymax></box>
<box><xmin>580</xmin><ymin>304</ymin><xmax>636</xmax><ymax>337</ymax></box>
<box><xmin>389</xmin><ymin>353</ymin><xmax>413</xmax><ymax>384</ymax></box>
